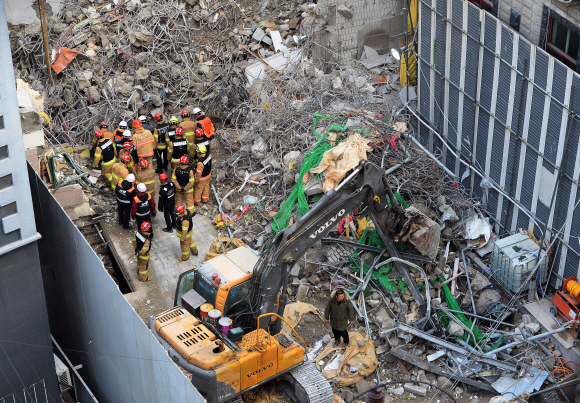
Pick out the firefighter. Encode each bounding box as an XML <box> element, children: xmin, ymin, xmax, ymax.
<box><xmin>153</xmin><ymin>113</ymin><xmax>170</xmax><ymax>173</ymax></box>
<box><xmin>119</xmin><ymin>142</ymin><xmax>138</xmax><ymax>176</ymax></box>
<box><xmin>175</xmin><ymin>205</ymin><xmax>198</xmax><ymax>261</ymax></box>
<box><xmin>172</xmin><ymin>155</ymin><xmax>195</xmax><ymax>214</ymax></box>
<box><xmin>111</xmin><ymin>154</ymin><xmax>132</xmax><ymax>190</ymax></box>
<box><xmin>116</xmin><ymin>173</ymin><xmax>135</xmax><ymax>230</ymax></box>
<box><xmin>132</xmin><ymin>221</ymin><xmax>152</xmax><ymax>282</ymax></box>
<box><xmin>113</xmin><ymin>121</ymin><xmax>128</xmax><ymax>153</ymax></box>
<box><xmin>92</xmin><ymin>130</ymin><xmax>117</xmax><ymax>187</ymax></box>
<box><xmin>132</xmin><ymin>119</ymin><xmax>155</xmax><ymax>168</ymax></box>
<box><xmin>194</xmin><ymin>144</ymin><xmax>212</xmax><ymax>206</ymax></box>
<box><xmin>92</xmin><ymin>121</ymin><xmax>114</xmax><ymax>156</ymax></box>
<box><xmin>193</xmin><ymin>126</ymin><xmax>210</xmax><ymax>159</ymax></box>
<box><xmin>139</xmin><ymin>115</ymin><xmax>155</xmax><ymax>136</ymax></box>
<box><xmin>158</xmin><ymin>173</ymin><xmax>176</xmax><ymax>232</ymax></box>
<box><xmin>167</xmin><ymin>127</ymin><xmax>189</xmax><ymax>170</ymax></box>
<box><xmin>193</xmin><ymin>108</ymin><xmax>215</xmax><ymax>141</ymax></box>
<box><xmin>167</xmin><ymin>116</ymin><xmax>180</xmax><ymax>144</ymax></box>
<box><xmin>179</xmin><ymin>110</ymin><xmax>197</xmax><ymax>150</ymax></box>
<box><xmin>132</xmin><ymin>183</ymin><xmax>156</xmax><ymax>229</ymax></box>
<box><xmin>136</xmin><ymin>159</ymin><xmax>156</xmax><ymax>197</ymax></box>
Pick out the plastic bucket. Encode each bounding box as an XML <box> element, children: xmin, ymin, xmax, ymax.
<box><xmin>219</xmin><ymin>317</ymin><xmax>232</xmax><ymax>336</ymax></box>
<box><xmin>200</xmin><ymin>303</ymin><xmax>213</xmax><ymax>322</ymax></box>
<box><xmin>208</xmin><ymin>309</ymin><xmax>221</xmax><ymax>326</ymax></box>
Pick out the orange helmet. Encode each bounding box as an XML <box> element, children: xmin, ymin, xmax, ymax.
<box><xmin>121</xmin><ymin>155</ymin><xmax>131</xmax><ymax>163</ymax></box>
<box><xmin>159</xmin><ymin>173</ymin><xmax>168</xmax><ymax>183</ymax></box>
<box><xmin>123</xmin><ymin>142</ymin><xmax>132</xmax><ymax>150</ymax></box>
<box><xmin>181</xmin><ymin>110</ymin><xmax>190</xmax><ymax>117</ymax></box>
<box><xmin>195</xmin><ymin>127</ymin><xmax>204</xmax><ymax>138</ymax></box>
<box><xmin>175</xmin><ymin>127</ymin><xmax>184</xmax><ymax>136</ymax></box>
<box><xmin>140</xmin><ymin>159</ymin><xmax>149</xmax><ymax>168</ymax></box>
<box><xmin>154</xmin><ymin>113</ymin><xmax>163</xmax><ymax>121</ymax></box>
<box><xmin>176</xmin><ymin>205</ymin><xmax>186</xmax><ymax>214</ymax></box>
<box><xmin>140</xmin><ymin>221</ymin><xmax>151</xmax><ymax>232</ymax></box>
<box><xmin>95</xmin><ymin>130</ymin><xmax>104</xmax><ymax>138</ymax></box>
<box><xmin>180</xmin><ymin>155</ymin><xmax>189</xmax><ymax>165</ymax></box>
<box><xmin>133</xmin><ymin>119</ymin><xmax>142</xmax><ymax>128</ymax></box>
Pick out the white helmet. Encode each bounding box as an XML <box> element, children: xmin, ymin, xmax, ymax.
<box><xmin>137</xmin><ymin>183</ymin><xmax>147</xmax><ymax>193</ymax></box>
<box><xmin>119</xmin><ymin>120</ymin><xmax>128</xmax><ymax>128</ymax></box>
<box><xmin>126</xmin><ymin>174</ymin><xmax>135</xmax><ymax>183</ymax></box>
<box><xmin>139</xmin><ymin>115</ymin><xmax>147</xmax><ymax>123</ymax></box>
<box><xmin>123</xmin><ymin>130</ymin><xmax>131</xmax><ymax>138</ymax></box>
<box><xmin>193</xmin><ymin>107</ymin><xmax>202</xmax><ymax>115</ymax></box>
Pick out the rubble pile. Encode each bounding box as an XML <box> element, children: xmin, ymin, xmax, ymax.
<box><xmin>10</xmin><ymin>0</ymin><xmax>402</xmax><ymax>147</ymax></box>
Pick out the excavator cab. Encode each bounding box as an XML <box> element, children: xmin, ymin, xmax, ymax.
<box><xmin>173</xmin><ymin>246</ymin><xmax>259</xmax><ymax>315</ymax></box>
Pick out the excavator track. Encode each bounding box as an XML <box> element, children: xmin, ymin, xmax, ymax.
<box><xmin>288</xmin><ymin>361</ymin><xmax>334</xmax><ymax>403</ymax></box>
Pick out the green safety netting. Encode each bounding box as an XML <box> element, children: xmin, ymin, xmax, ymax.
<box><xmin>272</xmin><ymin>114</ymin><xmax>369</xmax><ymax>234</ymax></box>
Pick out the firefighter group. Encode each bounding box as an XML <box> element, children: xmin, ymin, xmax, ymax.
<box><xmin>91</xmin><ymin>109</ymin><xmax>214</xmax><ymax>282</ymax></box>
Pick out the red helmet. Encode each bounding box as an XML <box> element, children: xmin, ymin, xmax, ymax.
<box><xmin>95</xmin><ymin>130</ymin><xmax>104</xmax><ymax>138</ymax></box>
<box><xmin>159</xmin><ymin>173</ymin><xmax>168</xmax><ymax>183</ymax></box>
<box><xmin>175</xmin><ymin>205</ymin><xmax>186</xmax><ymax>214</ymax></box>
<box><xmin>140</xmin><ymin>221</ymin><xmax>151</xmax><ymax>232</ymax></box>
<box><xmin>195</xmin><ymin>127</ymin><xmax>204</xmax><ymax>138</ymax></box>
<box><xmin>100</xmin><ymin>121</ymin><xmax>108</xmax><ymax>128</ymax></box>
<box><xmin>121</xmin><ymin>155</ymin><xmax>131</xmax><ymax>163</ymax></box>
<box><xmin>133</xmin><ymin>119</ymin><xmax>142</xmax><ymax>128</ymax></box>
<box><xmin>180</xmin><ymin>155</ymin><xmax>189</xmax><ymax>164</ymax></box>
<box><xmin>140</xmin><ymin>159</ymin><xmax>149</xmax><ymax>168</ymax></box>
<box><xmin>175</xmin><ymin>127</ymin><xmax>184</xmax><ymax>136</ymax></box>
<box><xmin>123</xmin><ymin>142</ymin><xmax>132</xmax><ymax>151</ymax></box>
<box><xmin>181</xmin><ymin>110</ymin><xmax>190</xmax><ymax>117</ymax></box>
<box><xmin>154</xmin><ymin>113</ymin><xmax>163</xmax><ymax>121</ymax></box>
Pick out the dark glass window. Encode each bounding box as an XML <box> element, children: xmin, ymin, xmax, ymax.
<box><xmin>547</xmin><ymin>18</ymin><xmax>579</xmax><ymax>69</ymax></box>
<box><xmin>469</xmin><ymin>0</ymin><xmax>493</xmax><ymax>13</ymax></box>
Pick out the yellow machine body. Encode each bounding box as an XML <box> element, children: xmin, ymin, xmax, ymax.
<box><xmin>154</xmin><ymin>307</ymin><xmax>305</xmax><ymax>396</ymax></box>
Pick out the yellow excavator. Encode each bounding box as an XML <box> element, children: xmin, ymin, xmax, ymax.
<box><xmin>150</xmin><ymin>161</ymin><xmax>433</xmax><ymax>403</ymax></box>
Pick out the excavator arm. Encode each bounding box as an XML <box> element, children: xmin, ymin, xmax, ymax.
<box><xmin>249</xmin><ymin>161</ymin><xmax>426</xmax><ymax>330</ymax></box>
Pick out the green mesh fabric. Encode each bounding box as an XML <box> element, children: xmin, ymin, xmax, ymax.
<box><xmin>272</xmin><ymin>114</ymin><xmax>349</xmax><ymax>234</ymax></box>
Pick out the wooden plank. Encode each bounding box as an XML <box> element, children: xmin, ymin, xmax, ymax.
<box><xmin>389</xmin><ymin>347</ymin><xmax>497</xmax><ymax>393</ymax></box>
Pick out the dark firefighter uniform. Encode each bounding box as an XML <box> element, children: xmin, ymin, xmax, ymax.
<box><xmin>173</xmin><ymin>164</ymin><xmax>195</xmax><ymax>214</ymax></box>
<box><xmin>132</xmin><ymin>229</ymin><xmax>152</xmax><ymax>281</ymax></box>
<box><xmin>131</xmin><ymin>192</ymin><xmax>156</xmax><ymax>229</ymax></box>
<box><xmin>176</xmin><ymin>211</ymin><xmax>198</xmax><ymax>261</ymax></box>
<box><xmin>116</xmin><ymin>177</ymin><xmax>135</xmax><ymax>229</ymax></box>
<box><xmin>158</xmin><ymin>181</ymin><xmax>177</xmax><ymax>231</ymax></box>
<box><xmin>154</xmin><ymin>121</ymin><xmax>171</xmax><ymax>173</ymax></box>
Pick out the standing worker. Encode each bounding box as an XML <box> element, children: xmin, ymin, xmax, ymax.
<box><xmin>167</xmin><ymin>116</ymin><xmax>180</xmax><ymax>144</ymax></box>
<box><xmin>175</xmin><ymin>205</ymin><xmax>198</xmax><ymax>261</ymax></box>
<box><xmin>172</xmin><ymin>155</ymin><xmax>195</xmax><ymax>214</ymax></box>
<box><xmin>119</xmin><ymin>142</ymin><xmax>138</xmax><ymax>176</ymax></box>
<box><xmin>92</xmin><ymin>130</ymin><xmax>117</xmax><ymax>187</ymax></box>
<box><xmin>132</xmin><ymin>221</ymin><xmax>152</xmax><ymax>282</ymax></box>
<box><xmin>193</xmin><ymin>127</ymin><xmax>210</xmax><ymax>158</ymax></box>
<box><xmin>167</xmin><ymin>127</ymin><xmax>189</xmax><ymax>170</ymax></box>
<box><xmin>116</xmin><ymin>173</ymin><xmax>136</xmax><ymax>230</ymax></box>
<box><xmin>158</xmin><ymin>173</ymin><xmax>176</xmax><ymax>232</ymax></box>
<box><xmin>132</xmin><ymin>119</ymin><xmax>155</xmax><ymax>168</ymax></box>
<box><xmin>153</xmin><ymin>113</ymin><xmax>170</xmax><ymax>173</ymax></box>
<box><xmin>194</xmin><ymin>144</ymin><xmax>212</xmax><ymax>206</ymax></box>
<box><xmin>139</xmin><ymin>115</ymin><xmax>155</xmax><ymax>136</ymax></box>
<box><xmin>132</xmin><ymin>183</ymin><xmax>156</xmax><ymax>229</ymax></box>
<box><xmin>136</xmin><ymin>159</ymin><xmax>156</xmax><ymax>197</ymax></box>
<box><xmin>324</xmin><ymin>286</ymin><xmax>354</xmax><ymax>347</ymax></box>
<box><xmin>92</xmin><ymin>121</ymin><xmax>114</xmax><ymax>156</ymax></box>
<box><xmin>193</xmin><ymin>108</ymin><xmax>215</xmax><ymax>141</ymax></box>
<box><xmin>111</xmin><ymin>154</ymin><xmax>132</xmax><ymax>190</ymax></box>
<box><xmin>179</xmin><ymin>110</ymin><xmax>197</xmax><ymax>150</ymax></box>
<box><xmin>113</xmin><ymin>121</ymin><xmax>129</xmax><ymax>153</ymax></box>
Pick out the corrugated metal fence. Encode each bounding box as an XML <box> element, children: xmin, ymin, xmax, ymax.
<box><xmin>417</xmin><ymin>0</ymin><xmax>580</xmax><ymax>284</ymax></box>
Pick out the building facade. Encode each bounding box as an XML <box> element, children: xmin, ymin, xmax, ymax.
<box><xmin>0</xmin><ymin>0</ymin><xmax>60</xmax><ymax>401</ymax></box>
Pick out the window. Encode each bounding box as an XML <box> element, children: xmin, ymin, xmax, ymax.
<box><xmin>546</xmin><ymin>18</ymin><xmax>580</xmax><ymax>69</ymax></box>
<box><xmin>469</xmin><ymin>0</ymin><xmax>493</xmax><ymax>13</ymax></box>
<box><xmin>224</xmin><ymin>280</ymin><xmax>251</xmax><ymax>316</ymax></box>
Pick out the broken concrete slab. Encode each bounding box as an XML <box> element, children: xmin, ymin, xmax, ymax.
<box><xmin>252</xmin><ymin>27</ymin><xmax>273</xmax><ymax>46</ymax></box>
<box><xmin>337</xmin><ymin>5</ymin><xmax>353</xmax><ymax>18</ymax></box>
<box><xmin>53</xmin><ymin>184</ymin><xmax>85</xmax><ymax>208</ymax></box>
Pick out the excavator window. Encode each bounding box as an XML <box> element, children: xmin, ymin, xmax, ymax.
<box><xmin>224</xmin><ymin>280</ymin><xmax>251</xmax><ymax>316</ymax></box>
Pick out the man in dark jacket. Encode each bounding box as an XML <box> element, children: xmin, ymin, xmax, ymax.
<box><xmin>324</xmin><ymin>287</ymin><xmax>354</xmax><ymax>347</ymax></box>
<box><xmin>158</xmin><ymin>173</ymin><xmax>176</xmax><ymax>232</ymax></box>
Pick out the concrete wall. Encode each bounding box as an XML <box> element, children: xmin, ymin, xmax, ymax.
<box><xmin>29</xmin><ymin>167</ymin><xmax>206</xmax><ymax>403</ymax></box>
<box><xmin>314</xmin><ymin>0</ymin><xmax>402</xmax><ymax>61</ymax></box>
